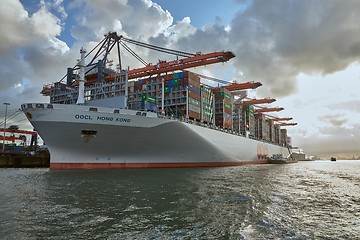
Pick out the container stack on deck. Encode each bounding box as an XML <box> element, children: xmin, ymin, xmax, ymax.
<box><xmin>280</xmin><ymin>128</ymin><xmax>288</xmax><ymax>146</ymax></box>
<box><xmin>255</xmin><ymin>113</ymin><xmax>270</xmax><ymax>141</ymax></box>
<box><xmin>233</xmin><ymin>104</ymin><xmax>256</xmax><ymax>136</ymax></box>
<box><xmin>213</xmin><ymin>87</ymin><xmax>232</xmax><ymax>129</ymax></box>
<box><xmin>200</xmin><ymin>85</ymin><xmax>214</xmax><ymax>123</ymax></box>
<box><xmin>186</xmin><ymin>72</ymin><xmax>201</xmax><ymax>120</ymax></box>
<box><xmin>268</xmin><ymin>119</ymin><xmax>275</xmax><ymax>143</ymax></box>
<box><xmin>274</xmin><ymin>124</ymin><xmax>281</xmax><ymax>144</ymax></box>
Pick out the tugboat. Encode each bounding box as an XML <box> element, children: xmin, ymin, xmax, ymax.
<box><xmin>331</xmin><ymin>157</ymin><xmax>337</xmax><ymax>162</ymax></box>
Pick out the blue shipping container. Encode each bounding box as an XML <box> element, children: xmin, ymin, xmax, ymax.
<box><xmin>188</xmin><ymin>84</ymin><xmax>201</xmax><ymax>95</ymax></box>
<box><xmin>141</xmin><ymin>102</ymin><xmax>157</xmax><ymax>111</ymax></box>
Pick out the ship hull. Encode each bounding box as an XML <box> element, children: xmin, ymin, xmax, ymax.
<box><xmin>22</xmin><ymin>103</ymin><xmax>288</xmax><ymax>170</ymax></box>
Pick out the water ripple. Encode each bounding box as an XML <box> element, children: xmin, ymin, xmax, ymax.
<box><xmin>0</xmin><ymin>161</ymin><xmax>359</xmax><ymax>239</ymax></box>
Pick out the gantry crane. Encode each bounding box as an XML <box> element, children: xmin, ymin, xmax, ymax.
<box><xmin>0</xmin><ymin>128</ymin><xmax>37</xmax><ymax>135</ymax></box>
<box><xmin>0</xmin><ymin>128</ymin><xmax>37</xmax><ymax>145</ymax></box>
<box><xmin>42</xmin><ymin>32</ymin><xmax>235</xmax><ymax>95</ymax></box>
<box><xmin>0</xmin><ymin>135</ymin><xmax>26</xmax><ymax>142</ymax></box>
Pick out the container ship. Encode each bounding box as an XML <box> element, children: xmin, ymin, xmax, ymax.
<box><xmin>21</xmin><ymin>32</ymin><xmax>296</xmax><ymax>170</ymax></box>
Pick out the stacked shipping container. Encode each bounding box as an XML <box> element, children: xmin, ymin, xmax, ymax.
<box><xmin>126</xmin><ymin>70</ymin><xmax>290</xmax><ymax>146</ymax></box>
<box><xmin>255</xmin><ymin>113</ymin><xmax>271</xmax><ymax>141</ymax></box>
<box><xmin>186</xmin><ymin>72</ymin><xmax>201</xmax><ymax>120</ymax></box>
<box><xmin>242</xmin><ymin>105</ymin><xmax>256</xmax><ymax>136</ymax></box>
<box><xmin>267</xmin><ymin>119</ymin><xmax>275</xmax><ymax>143</ymax></box>
<box><xmin>200</xmin><ymin>85</ymin><xmax>214</xmax><ymax>123</ymax></box>
<box><xmin>274</xmin><ymin>124</ymin><xmax>281</xmax><ymax>144</ymax></box>
<box><xmin>280</xmin><ymin>129</ymin><xmax>288</xmax><ymax>146</ymax></box>
<box><xmin>213</xmin><ymin>87</ymin><xmax>232</xmax><ymax>129</ymax></box>
<box><xmin>233</xmin><ymin>104</ymin><xmax>256</xmax><ymax>136</ymax></box>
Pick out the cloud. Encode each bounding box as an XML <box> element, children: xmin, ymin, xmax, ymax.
<box><xmin>0</xmin><ymin>0</ymin><xmax>30</xmax><ymax>50</ymax></box>
<box><xmin>318</xmin><ymin>114</ymin><xmax>348</xmax><ymax>127</ymax></box>
<box><xmin>69</xmin><ymin>0</ymin><xmax>173</xmax><ymax>42</ymax></box>
<box><xmin>228</xmin><ymin>0</ymin><xmax>360</xmax><ymax>98</ymax></box>
<box><xmin>326</xmin><ymin>100</ymin><xmax>360</xmax><ymax>113</ymax></box>
<box><xmin>299</xmin><ymin>134</ymin><xmax>360</xmax><ymax>156</ymax></box>
<box><xmin>0</xmin><ymin>0</ymin><xmax>69</xmax><ymax>106</ymax></box>
<box><xmin>31</xmin><ymin>3</ymin><xmax>62</xmax><ymax>38</ymax></box>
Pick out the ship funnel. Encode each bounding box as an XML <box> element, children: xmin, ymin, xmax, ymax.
<box><xmin>76</xmin><ymin>47</ymin><xmax>86</xmax><ymax>105</ymax></box>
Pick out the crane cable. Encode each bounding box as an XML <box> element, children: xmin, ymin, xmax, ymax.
<box><xmin>120</xmin><ymin>41</ymin><xmax>148</xmax><ymax>66</ymax></box>
<box><xmin>121</xmin><ymin>37</ymin><xmax>196</xmax><ymax>58</ymax></box>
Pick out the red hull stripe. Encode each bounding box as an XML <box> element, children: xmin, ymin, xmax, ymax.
<box><xmin>50</xmin><ymin>161</ymin><xmax>269</xmax><ymax>170</ymax></box>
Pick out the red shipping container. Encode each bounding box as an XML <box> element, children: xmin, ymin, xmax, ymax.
<box><xmin>188</xmin><ymin>91</ymin><xmax>201</xmax><ymax>101</ymax></box>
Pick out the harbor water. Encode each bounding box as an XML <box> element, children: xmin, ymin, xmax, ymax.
<box><xmin>0</xmin><ymin>160</ymin><xmax>359</xmax><ymax>239</ymax></box>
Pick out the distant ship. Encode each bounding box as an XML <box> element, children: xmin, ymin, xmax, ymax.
<box><xmin>21</xmin><ymin>32</ymin><xmax>294</xmax><ymax>170</ymax></box>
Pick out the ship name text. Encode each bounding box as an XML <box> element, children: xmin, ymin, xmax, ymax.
<box><xmin>74</xmin><ymin>114</ymin><xmax>131</xmax><ymax>123</ymax></box>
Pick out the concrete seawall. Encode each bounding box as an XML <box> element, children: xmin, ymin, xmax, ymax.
<box><xmin>0</xmin><ymin>154</ymin><xmax>50</xmax><ymax>168</ymax></box>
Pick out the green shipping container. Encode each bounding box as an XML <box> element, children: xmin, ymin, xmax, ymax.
<box><xmin>224</xmin><ymin>102</ymin><xmax>232</xmax><ymax>110</ymax></box>
<box><xmin>142</xmin><ymin>93</ymin><xmax>156</xmax><ymax>103</ymax></box>
<box><xmin>147</xmin><ymin>96</ymin><xmax>156</xmax><ymax>104</ymax></box>
<box><xmin>246</xmin><ymin>105</ymin><xmax>254</xmax><ymax>115</ymax></box>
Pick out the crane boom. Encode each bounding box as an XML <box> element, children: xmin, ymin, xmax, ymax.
<box><xmin>127</xmin><ymin>51</ymin><xmax>235</xmax><ymax>79</ymax></box>
<box><xmin>254</xmin><ymin>107</ymin><xmax>284</xmax><ymax>113</ymax></box>
<box><xmin>271</xmin><ymin>117</ymin><xmax>293</xmax><ymax>121</ymax></box>
<box><xmin>237</xmin><ymin>98</ymin><xmax>276</xmax><ymax>105</ymax></box>
<box><xmin>279</xmin><ymin>123</ymin><xmax>297</xmax><ymax>126</ymax></box>
<box><xmin>224</xmin><ymin>82</ymin><xmax>262</xmax><ymax>91</ymax></box>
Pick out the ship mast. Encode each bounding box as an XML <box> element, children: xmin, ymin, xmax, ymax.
<box><xmin>76</xmin><ymin>47</ymin><xmax>86</xmax><ymax>105</ymax></box>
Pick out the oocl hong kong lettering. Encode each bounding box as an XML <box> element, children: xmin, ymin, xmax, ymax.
<box><xmin>75</xmin><ymin>114</ymin><xmax>92</xmax><ymax>120</ymax></box>
<box><xmin>74</xmin><ymin>114</ymin><xmax>130</xmax><ymax>123</ymax></box>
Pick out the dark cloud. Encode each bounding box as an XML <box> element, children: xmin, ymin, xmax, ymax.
<box><xmin>228</xmin><ymin>0</ymin><xmax>360</xmax><ymax>97</ymax></box>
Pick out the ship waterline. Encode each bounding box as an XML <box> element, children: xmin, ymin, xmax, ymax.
<box><xmin>21</xmin><ymin>103</ymin><xmax>288</xmax><ymax>170</ymax></box>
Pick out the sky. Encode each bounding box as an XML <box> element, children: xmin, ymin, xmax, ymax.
<box><xmin>1</xmin><ymin>0</ymin><xmax>360</xmax><ymax>158</ymax></box>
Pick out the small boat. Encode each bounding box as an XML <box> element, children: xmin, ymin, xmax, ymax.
<box><xmin>267</xmin><ymin>154</ymin><xmax>298</xmax><ymax>164</ymax></box>
<box><xmin>331</xmin><ymin>157</ymin><xmax>336</xmax><ymax>161</ymax></box>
